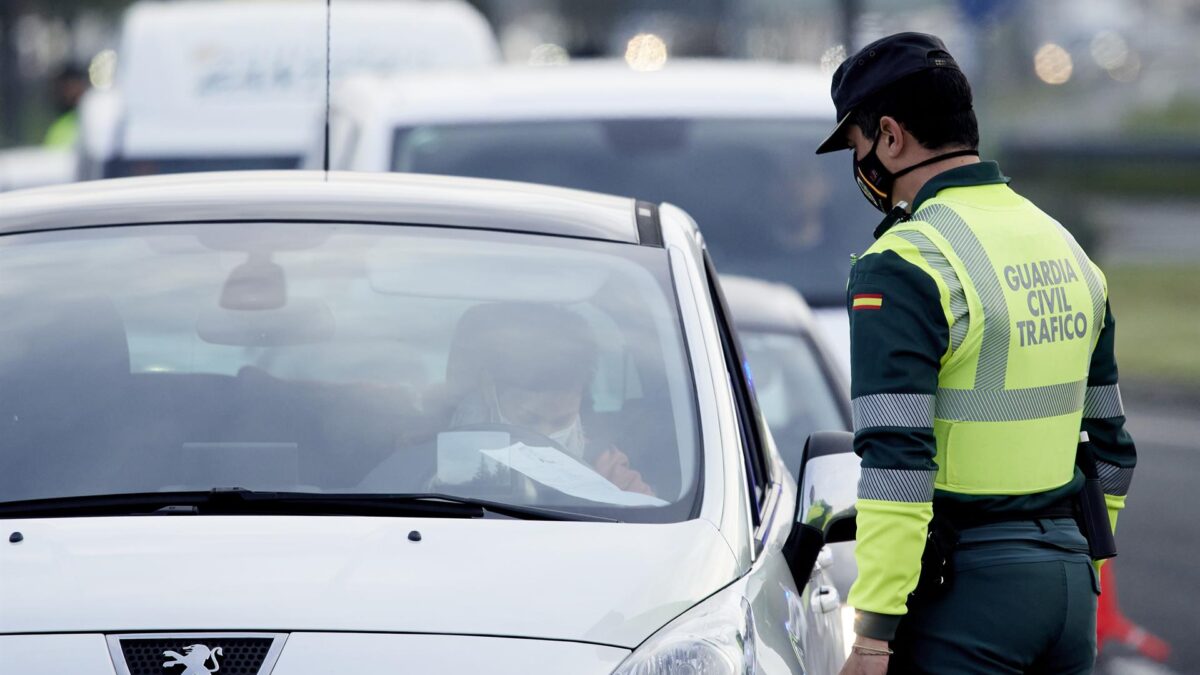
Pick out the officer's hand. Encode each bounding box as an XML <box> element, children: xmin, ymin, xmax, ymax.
<box><xmin>838</xmin><ymin>638</ymin><xmax>890</xmax><ymax>675</ymax></box>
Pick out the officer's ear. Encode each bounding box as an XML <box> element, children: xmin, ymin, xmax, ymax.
<box><xmin>878</xmin><ymin>115</ymin><xmax>906</xmax><ymax>159</ymax></box>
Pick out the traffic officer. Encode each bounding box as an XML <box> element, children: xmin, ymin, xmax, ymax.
<box><xmin>815</xmin><ymin>33</ymin><xmax>1137</xmax><ymax>674</ymax></box>
<box><xmin>43</xmin><ymin>65</ymin><xmax>87</xmax><ymax>149</ymax></box>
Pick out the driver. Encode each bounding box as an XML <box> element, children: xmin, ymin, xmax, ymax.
<box><xmin>449</xmin><ymin>303</ymin><xmax>655</xmax><ymax>497</ymax></box>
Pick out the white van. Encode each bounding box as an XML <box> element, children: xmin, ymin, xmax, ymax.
<box><xmin>78</xmin><ymin>0</ymin><xmax>499</xmax><ymax>180</ymax></box>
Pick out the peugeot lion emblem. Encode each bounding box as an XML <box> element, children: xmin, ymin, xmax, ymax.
<box><xmin>162</xmin><ymin>644</ymin><xmax>223</xmax><ymax>675</ymax></box>
<box><xmin>108</xmin><ymin>631</ymin><xmax>285</xmax><ymax>675</ymax></box>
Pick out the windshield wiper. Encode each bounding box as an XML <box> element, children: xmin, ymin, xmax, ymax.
<box><xmin>371</xmin><ymin>493</ymin><xmax>616</xmax><ymax>522</ymax></box>
<box><xmin>0</xmin><ymin>489</ymin><xmax>616</xmax><ymax>522</ymax></box>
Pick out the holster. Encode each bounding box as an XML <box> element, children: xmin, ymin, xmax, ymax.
<box><xmin>1075</xmin><ymin>440</ymin><xmax>1118</xmax><ymax>561</ymax></box>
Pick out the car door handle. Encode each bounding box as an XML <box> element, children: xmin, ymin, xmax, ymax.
<box><xmin>811</xmin><ymin>584</ymin><xmax>841</xmax><ymax>614</ymax></box>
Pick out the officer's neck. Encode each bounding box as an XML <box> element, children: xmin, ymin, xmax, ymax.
<box><xmin>893</xmin><ymin>152</ymin><xmax>981</xmax><ymax>213</ymax></box>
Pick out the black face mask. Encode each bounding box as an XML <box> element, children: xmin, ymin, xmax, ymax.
<box><xmin>853</xmin><ymin>135</ymin><xmax>979</xmax><ymax>213</ymax></box>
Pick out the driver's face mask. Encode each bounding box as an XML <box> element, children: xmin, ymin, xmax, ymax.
<box><xmin>545</xmin><ymin>416</ymin><xmax>586</xmax><ymax>460</ymax></box>
<box><xmin>487</xmin><ymin>383</ymin><xmax>588</xmax><ymax>460</ymax></box>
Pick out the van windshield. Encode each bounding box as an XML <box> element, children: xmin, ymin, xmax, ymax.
<box><xmin>0</xmin><ymin>223</ymin><xmax>699</xmax><ymax>522</ymax></box>
<box><xmin>102</xmin><ymin>156</ymin><xmax>301</xmax><ymax>179</ymax></box>
<box><xmin>392</xmin><ymin>119</ymin><xmax>878</xmax><ymax>306</ymax></box>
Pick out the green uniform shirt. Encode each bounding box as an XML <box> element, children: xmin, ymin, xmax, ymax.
<box><xmin>847</xmin><ymin>162</ymin><xmax>1137</xmax><ymax>640</ymax></box>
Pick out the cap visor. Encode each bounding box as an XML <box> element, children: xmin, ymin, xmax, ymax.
<box><xmin>815</xmin><ymin>112</ymin><xmax>853</xmax><ymax>154</ymax></box>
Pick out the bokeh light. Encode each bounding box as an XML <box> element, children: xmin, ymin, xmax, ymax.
<box><xmin>1090</xmin><ymin>31</ymin><xmax>1130</xmax><ymax>71</ymax></box>
<box><xmin>1108</xmin><ymin>50</ymin><xmax>1141</xmax><ymax>83</ymax></box>
<box><xmin>625</xmin><ymin>33</ymin><xmax>668</xmax><ymax>72</ymax></box>
<box><xmin>1034</xmin><ymin>43</ymin><xmax>1073</xmax><ymax>85</ymax></box>
<box><xmin>88</xmin><ymin>49</ymin><xmax>117</xmax><ymax>90</ymax></box>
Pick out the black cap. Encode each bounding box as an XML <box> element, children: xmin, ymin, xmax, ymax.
<box><xmin>815</xmin><ymin>32</ymin><xmax>962</xmax><ymax>154</ymax></box>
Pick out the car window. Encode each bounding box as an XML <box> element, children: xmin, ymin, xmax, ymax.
<box><xmin>392</xmin><ymin>118</ymin><xmax>878</xmax><ymax>306</ymax></box>
<box><xmin>739</xmin><ymin>330</ymin><xmax>848</xmax><ymax>477</ymax></box>
<box><xmin>0</xmin><ymin>224</ymin><xmax>699</xmax><ymax>522</ymax></box>
<box><xmin>704</xmin><ymin>254</ymin><xmax>768</xmax><ymax>522</ymax></box>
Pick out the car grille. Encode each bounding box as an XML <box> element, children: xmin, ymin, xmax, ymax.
<box><xmin>118</xmin><ymin>636</ymin><xmax>274</xmax><ymax>675</ymax></box>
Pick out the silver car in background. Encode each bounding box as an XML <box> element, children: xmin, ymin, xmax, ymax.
<box><xmin>318</xmin><ymin>60</ymin><xmax>879</xmax><ymax>371</ymax></box>
<box><xmin>722</xmin><ymin>274</ymin><xmax>850</xmax><ymax>472</ymax></box>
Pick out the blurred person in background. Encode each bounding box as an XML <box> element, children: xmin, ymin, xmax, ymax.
<box><xmin>42</xmin><ymin>64</ymin><xmax>88</xmax><ymax>148</ymax></box>
<box><xmin>817</xmin><ymin>33</ymin><xmax>1136</xmax><ymax>675</ymax></box>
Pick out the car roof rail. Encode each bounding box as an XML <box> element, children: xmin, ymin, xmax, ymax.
<box><xmin>635</xmin><ymin>200</ymin><xmax>663</xmax><ymax>248</ymax></box>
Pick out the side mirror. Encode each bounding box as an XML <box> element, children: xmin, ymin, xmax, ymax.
<box><xmin>783</xmin><ymin>431</ymin><xmax>859</xmax><ymax>584</ymax></box>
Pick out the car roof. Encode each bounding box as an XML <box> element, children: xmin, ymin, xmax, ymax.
<box><xmin>0</xmin><ymin>171</ymin><xmax>642</xmax><ymax>243</ymax></box>
<box><xmin>720</xmin><ymin>274</ymin><xmax>818</xmax><ymax>334</ymax></box>
<box><xmin>336</xmin><ymin>59</ymin><xmax>834</xmax><ymax>126</ymax></box>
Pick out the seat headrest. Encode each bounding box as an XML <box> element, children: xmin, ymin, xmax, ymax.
<box><xmin>444</xmin><ymin>302</ymin><xmax>597</xmax><ymax>399</ymax></box>
<box><xmin>0</xmin><ymin>297</ymin><xmax>131</xmax><ymax>396</ymax></box>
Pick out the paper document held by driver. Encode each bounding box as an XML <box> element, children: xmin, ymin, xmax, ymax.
<box><xmin>482</xmin><ymin>443</ymin><xmax>667</xmax><ymax>507</ymax></box>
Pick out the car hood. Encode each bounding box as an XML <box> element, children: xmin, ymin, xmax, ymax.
<box><xmin>0</xmin><ymin>515</ymin><xmax>740</xmax><ymax>648</ymax></box>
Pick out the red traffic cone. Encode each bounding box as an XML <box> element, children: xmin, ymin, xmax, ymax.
<box><xmin>1096</xmin><ymin>564</ymin><xmax>1172</xmax><ymax>663</ymax></box>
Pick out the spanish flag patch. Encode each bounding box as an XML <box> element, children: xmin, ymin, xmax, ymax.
<box><xmin>852</xmin><ymin>293</ymin><xmax>883</xmax><ymax>311</ymax></box>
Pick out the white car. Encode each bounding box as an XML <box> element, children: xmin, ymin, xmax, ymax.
<box><xmin>78</xmin><ymin>0</ymin><xmax>499</xmax><ymax>181</ymax></box>
<box><xmin>319</xmin><ymin>60</ymin><xmax>881</xmax><ymax>373</ymax></box>
<box><xmin>0</xmin><ymin>172</ymin><xmax>858</xmax><ymax>674</ymax></box>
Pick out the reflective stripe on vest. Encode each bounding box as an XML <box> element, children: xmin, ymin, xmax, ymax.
<box><xmin>1055</xmin><ymin>220</ymin><xmax>1107</xmax><ymax>351</ymax></box>
<box><xmin>921</xmin><ymin>205</ymin><xmax>1012</xmax><ymax>389</ymax></box>
<box><xmin>935</xmin><ymin>379</ymin><xmax>1086</xmax><ymax>422</ymax></box>
<box><xmin>892</xmin><ymin>230</ymin><xmax>970</xmax><ymax>352</ymax></box>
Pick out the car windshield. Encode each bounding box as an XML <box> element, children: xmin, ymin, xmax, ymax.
<box><xmin>0</xmin><ymin>223</ymin><xmax>699</xmax><ymax>522</ymax></box>
<box><xmin>392</xmin><ymin>119</ymin><xmax>877</xmax><ymax>306</ymax></box>
<box><xmin>738</xmin><ymin>330</ymin><xmax>847</xmax><ymax>475</ymax></box>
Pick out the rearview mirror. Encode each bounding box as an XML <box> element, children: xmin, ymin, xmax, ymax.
<box><xmin>197</xmin><ymin>298</ymin><xmax>335</xmax><ymax>346</ymax></box>
<box><xmin>783</xmin><ymin>431</ymin><xmax>859</xmax><ymax>584</ymax></box>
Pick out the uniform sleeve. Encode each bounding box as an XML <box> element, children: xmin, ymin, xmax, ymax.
<box><xmin>845</xmin><ymin>247</ymin><xmax>949</xmax><ymax>642</ymax></box>
<box><xmin>1082</xmin><ymin>301</ymin><xmax>1136</xmax><ymax>536</ymax></box>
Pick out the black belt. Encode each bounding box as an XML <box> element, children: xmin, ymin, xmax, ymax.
<box><xmin>938</xmin><ymin>501</ymin><xmax>1076</xmax><ymax>532</ymax></box>
<box><xmin>911</xmin><ymin>500</ymin><xmax>1079</xmax><ymax>601</ymax></box>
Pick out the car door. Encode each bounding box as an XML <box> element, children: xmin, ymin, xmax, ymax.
<box><xmin>703</xmin><ymin>254</ymin><xmax>847</xmax><ymax>674</ymax></box>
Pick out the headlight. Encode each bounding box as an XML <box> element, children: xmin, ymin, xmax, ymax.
<box><xmin>612</xmin><ymin>589</ymin><xmax>758</xmax><ymax>675</ymax></box>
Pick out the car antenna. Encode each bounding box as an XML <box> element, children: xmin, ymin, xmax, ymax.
<box><xmin>323</xmin><ymin>0</ymin><xmax>332</xmax><ymax>180</ymax></box>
